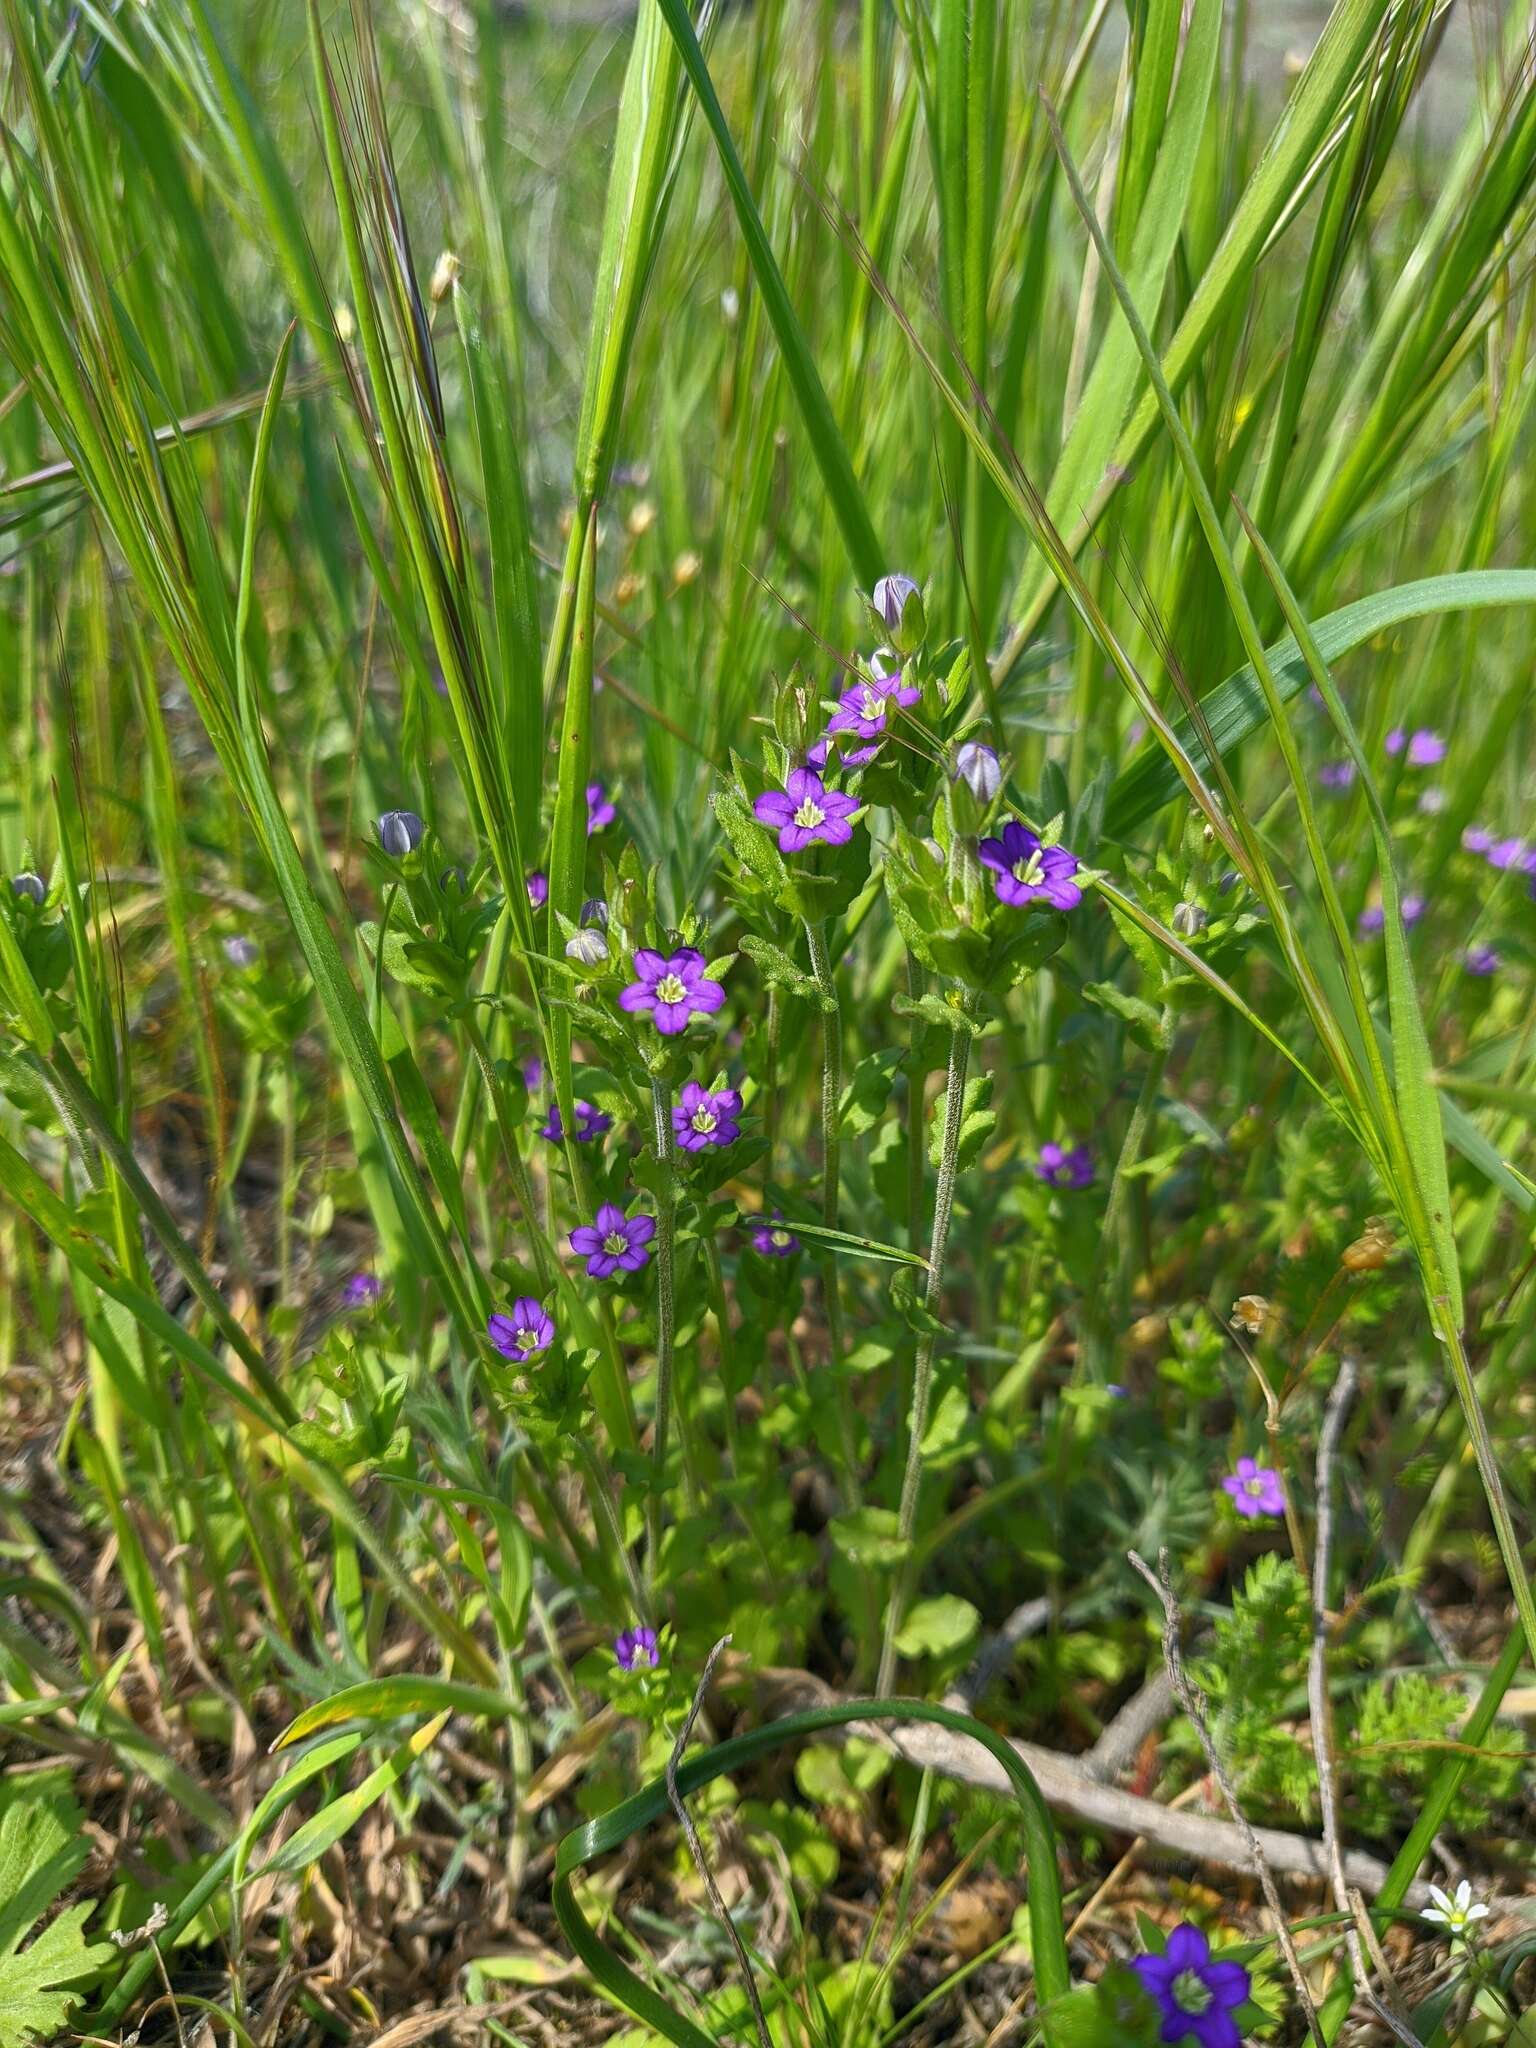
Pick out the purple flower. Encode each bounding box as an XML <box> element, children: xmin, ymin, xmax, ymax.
<box><xmin>377</xmin><ymin>809</ymin><xmax>425</xmax><ymax>856</ymax></box>
<box><xmin>1386</xmin><ymin>728</ymin><xmax>1446</xmax><ymax>767</ymax></box>
<box><xmin>571</xmin><ymin>1202</ymin><xmax>656</xmax><ymax>1278</ymax></box>
<box><xmin>1486</xmin><ymin>836</ymin><xmax>1536</xmax><ymax>874</ymax></box>
<box><xmin>1357</xmin><ymin>903</ymin><xmax>1385</xmax><ymax>937</ymax></box>
<box><xmin>343</xmin><ymin>1272</ymin><xmax>382</xmax><ymax>1307</ymax></box>
<box><xmin>522</xmin><ymin>1055</ymin><xmax>545</xmax><ymax>1091</ymax></box>
<box><xmin>1132</xmin><ymin>1924</ymin><xmax>1250</xmax><ymax>2048</ymax></box>
<box><xmin>586</xmin><ymin>783</ymin><xmax>616</xmax><ymax>834</ymax></box>
<box><xmin>1462</xmin><ymin>944</ymin><xmax>1500</xmax><ymax>976</ymax></box>
<box><xmin>1463</xmin><ymin>826</ymin><xmax>1494</xmax><ymax>855</ymax></box>
<box><xmin>978</xmin><ymin>821</ymin><xmax>1083</xmax><ymax>910</ymax></box>
<box><xmin>1222</xmin><ymin>1456</ymin><xmax>1285</xmax><ymax>1519</ymax></box>
<box><xmin>527</xmin><ymin>870</ymin><xmax>549</xmax><ymax>909</ymax></box>
<box><xmin>1317</xmin><ymin>759</ymin><xmax>1355</xmax><ymax>792</ymax></box>
<box><xmin>1036</xmin><ymin>1142</ymin><xmax>1094</xmax><ymax>1190</ymax></box>
<box><xmin>619</xmin><ymin>947</ymin><xmax>726</xmax><ymax>1035</ymax></box>
<box><xmin>487</xmin><ymin>1297</ymin><xmax>555</xmax><ymax>1362</ymax></box>
<box><xmin>804</xmin><ymin>736</ymin><xmax>831</xmax><ymax>771</ymax></box>
<box><xmin>223</xmin><ymin>935</ymin><xmax>259</xmax><ymax>968</ymax></box>
<box><xmin>673</xmin><ymin>1080</ymin><xmax>742</xmax><ymax>1151</ymax></box>
<box><xmin>751</xmin><ymin>1213</ymin><xmax>799</xmax><ymax>1257</ymax></box>
<box><xmin>540</xmin><ymin>1099</ymin><xmax>612</xmax><ymax>1144</ymax></box>
<box><xmin>11</xmin><ymin>872</ymin><xmax>47</xmax><ymax>906</ymax></box>
<box><xmin>753</xmin><ymin>768</ymin><xmax>861</xmax><ymax>851</ymax></box>
<box><xmin>614</xmin><ymin>1625</ymin><xmax>660</xmax><ymax>1671</ymax></box>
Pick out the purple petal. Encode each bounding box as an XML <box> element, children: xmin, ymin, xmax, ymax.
<box><xmin>688</xmin><ymin>979</ymin><xmax>725</xmax><ymax>1013</ymax></box>
<box><xmin>754</xmin><ymin>791</ymin><xmax>795</xmax><ymax>827</ymax></box>
<box><xmin>780</xmin><ymin>824</ymin><xmax>815</xmax><ymax>851</ymax></box>
<box><xmin>588</xmin><ymin>1252</ymin><xmax>618</xmax><ymax>1277</ymax></box>
<box><xmin>1202</xmin><ymin>1962</ymin><xmax>1251</xmax><ymax>2008</ymax></box>
<box><xmin>617</xmin><ymin>1245</ymin><xmax>650</xmax><ymax>1271</ymax></box>
<box><xmin>819</xmin><ymin>815</ymin><xmax>854</xmax><ymax>845</ymax></box>
<box><xmin>618</xmin><ymin>982</ymin><xmax>656</xmax><ymax>1013</ymax></box>
<box><xmin>570</xmin><ymin>1227</ymin><xmax>602</xmax><ymax>1255</ymax></box>
<box><xmin>1165</xmin><ymin>1926</ymin><xmax>1209</xmax><ymax>1972</ymax></box>
<box><xmin>786</xmin><ymin>767</ymin><xmax>825</xmax><ymax>802</ymax></box>
<box><xmin>595</xmin><ymin>1203</ymin><xmax>627</xmax><ymax>1233</ymax></box>
<box><xmin>632</xmin><ymin>948</ymin><xmax>667</xmax><ymax>983</ymax></box>
<box><xmin>627</xmin><ymin>1215</ymin><xmax>656</xmax><ymax>1245</ymax></box>
<box><xmin>653</xmin><ymin>1000</ymin><xmax>690</xmax><ymax>1033</ymax></box>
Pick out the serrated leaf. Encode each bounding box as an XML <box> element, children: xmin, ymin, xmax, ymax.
<box><xmin>0</xmin><ymin>1780</ymin><xmax>114</xmax><ymax>2048</ymax></box>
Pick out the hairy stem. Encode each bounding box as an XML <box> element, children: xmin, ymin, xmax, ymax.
<box><xmin>804</xmin><ymin>919</ymin><xmax>861</xmax><ymax>1504</ymax></box>
<box><xmin>878</xmin><ymin>1010</ymin><xmax>973</xmax><ymax>1696</ymax></box>
<box><xmin>647</xmin><ymin>1076</ymin><xmax>679</xmax><ymax>1584</ymax></box>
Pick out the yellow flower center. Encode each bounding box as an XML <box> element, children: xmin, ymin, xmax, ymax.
<box><xmin>771</xmin><ymin>1227</ymin><xmax>792</xmax><ymax>1248</ymax></box>
<box><xmin>691</xmin><ymin>1108</ymin><xmax>718</xmax><ymax>1132</ymax></box>
<box><xmin>603</xmin><ymin>1230</ymin><xmax>628</xmax><ymax>1255</ymax></box>
<box><xmin>1012</xmin><ymin>849</ymin><xmax>1045</xmax><ymax>888</ymax></box>
<box><xmin>860</xmin><ymin>688</ymin><xmax>883</xmax><ymax>719</ymax></box>
<box><xmin>1245</xmin><ymin>1478</ymin><xmax>1266</xmax><ymax>1497</ymax></box>
<box><xmin>515</xmin><ymin>1327</ymin><xmax>538</xmax><ymax>1351</ymax></box>
<box><xmin>793</xmin><ymin>797</ymin><xmax>825</xmax><ymax>829</ymax></box>
<box><xmin>655</xmin><ymin>973</ymin><xmax>687</xmax><ymax>1003</ymax></box>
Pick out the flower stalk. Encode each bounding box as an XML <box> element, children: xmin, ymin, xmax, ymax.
<box><xmin>878</xmin><ymin>1003</ymin><xmax>974</xmax><ymax>1695</ymax></box>
<box><xmin>804</xmin><ymin>918</ymin><xmax>861</xmax><ymax>1502</ymax></box>
<box><xmin>647</xmin><ymin>1075</ymin><xmax>679</xmax><ymax>1581</ymax></box>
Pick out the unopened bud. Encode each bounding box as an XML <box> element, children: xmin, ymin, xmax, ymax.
<box><xmin>10</xmin><ymin>871</ymin><xmax>46</xmax><ymax>906</ymax></box>
<box><xmin>565</xmin><ymin>927</ymin><xmax>608</xmax><ymax>966</ymax></box>
<box><xmin>1171</xmin><ymin>900</ymin><xmax>1207</xmax><ymax>937</ymax></box>
<box><xmin>223</xmin><ymin>935</ymin><xmax>259</xmax><ymax>968</ymax></box>
<box><xmin>673</xmin><ymin>549</ymin><xmax>702</xmax><ymax>587</ymax></box>
<box><xmin>334</xmin><ymin>303</ymin><xmax>355</xmax><ymax>344</ymax></box>
<box><xmin>868</xmin><ymin>573</ymin><xmax>926</xmax><ymax>655</ymax></box>
<box><xmin>952</xmin><ymin>740</ymin><xmax>1003</xmax><ymax>803</ymax></box>
<box><xmin>430</xmin><ymin>249</ymin><xmax>462</xmax><ymax>303</ymax></box>
<box><xmin>376</xmin><ymin>809</ymin><xmax>425</xmax><ymax>857</ymax></box>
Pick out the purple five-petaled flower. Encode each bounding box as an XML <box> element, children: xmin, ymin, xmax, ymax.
<box><xmin>825</xmin><ymin>662</ymin><xmax>921</xmax><ymax>766</ymax></box>
<box><xmin>586</xmin><ymin>782</ymin><xmax>616</xmax><ymax>834</ymax></box>
<box><xmin>487</xmin><ymin>1298</ymin><xmax>555</xmax><ymax>1363</ymax></box>
<box><xmin>1486</xmin><ymin>835</ymin><xmax>1536</xmax><ymax>873</ymax></box>
<box><xmin>618</xmin><ymin>947</ymin><xmax>726</xmax><ymax>1035</ymax></box>
<box><xmin>614</xmin><ymin>1625</ymin><xmax>660</xmax><ymax>1671</ymax></box>
<box><xmin>1223</xmin><ymin>1456</ymin><xmax>1285</xmax><ymax>1519</ymax></box>
<box><xmin>751</xmin><ymin>1213</ymin><xmax>799</xmax><ymax>1257</ymax></box>
<box><xmin>978</xmin><ymin>820</ymin><xmax>1083</xmax><ymax>910</ymax></box>
<box><xmin>571</xmin><ymin>1202</ymin><xmax>656</xmax><ymax>1278</ymax></box>
<box><xmin>540</xmin><ymin>1099</ymin><xmax>612</xmax><ymax>1144</ymax></box>
<box><xmin>1036</xmin><ymin>1142</ymin><xmax>1094</xmax><ymax>1190</ymax></box>
<box><xmin>343</xmin><ymin>1272</ymin><xmax>382</xmax><ymax>1307</ymax></box>
<box><xmin>1462</xmin><ymin>944</ymin><xmax>1500</xmax><ymax>976</ymax></box>
<box><xmin>753</xmin><ymin>768</ymin><xmax>861</xmax><ymax>852</ymax></box>
<box><xmin>1386</xmin><ymin>728</ymin><xmax>1446</xmax><ymax>767</ymax></box>
<box><xmin>673</xmin><ymin>1081</ymin><xmax>742</xmax><ymax>1151</ymax></box>
<box><xmin>527</xmin><ymin>870</ymin><xmax>549</xmax><ymax>909</ymax></box>
<box><xmin>1132</xmin><ymin>1923</ymin><xmax>1251</xmax><ymax>2048</ymax></box>
<box><xmin>1316</xmin><ymin>759</ymin><xmax>1355</xmax><ymax>791</ymax></box>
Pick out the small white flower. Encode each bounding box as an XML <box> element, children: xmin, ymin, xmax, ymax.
<box><xmin>1422</xmin><ymin>1880</ymin><xmax>1490</xmax><ymax>1934</ymax></box>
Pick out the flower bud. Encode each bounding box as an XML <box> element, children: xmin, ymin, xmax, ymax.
<box><xmin>673</xmin><ymin>549</ymin><xmax>702</xmax><ymax>587</ymax></box>
<box><xmin>430</xmin><ymin>250</ymin><xmax>461</xmax><ymax>303</ymax></box>
<box><xmin>1171</xmin><ymin>900</ymin><xmax>1207</xmax><ymax>937</ymax></box>
<box><xmin>579</xmin><ymin>898</ymin><xmax>609</xmax><ymax>929</ymax></box>
<box><xmin>868</xmin><ymin>573</ymin><xmax>926</xmax><ymax>654</ymax></box>
<box><xmin>952</xmin><ymin>740</ymin><xmax>1003</xmax><ymax>803</ymax></box>
<box><xmin>10</xmin><ymin>871</ymin><xmax>46</xmax><ymax>906</ymax></box>
<box><xmin>565</xmin><ymin>927</ymin><xmax>608</xmax><ymax>966</ymax></box>
<box><xmin>377</xmin><ymin>810</ymin><xmax>425</xmax><ymax>857</ymax></box>
<box><xmin>223</xmin><ymin>935</ymin><xmax>259</xmax><ymax>968</ymax></box>
<box><xmin>334</xmin><ymin>303</ymin><xmax>355</xmax><ymax>344</ymax></box>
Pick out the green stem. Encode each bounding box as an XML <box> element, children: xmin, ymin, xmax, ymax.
<box><xmin>647</xmin><ymin>1077</ymin><xmax>678</xmax><ymax>1585</ymax></box>
<box><xmin>804</xmin><ymin>919</ymin><xmax>861</xmax><ymax>1503</ymax></box>
<box><xmin>878</xmin><ymin>1011</ymin><xmax>973</xmax><ymax>1696</ymax></box>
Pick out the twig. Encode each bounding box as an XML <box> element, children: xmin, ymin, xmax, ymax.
<box><xmin>944</xmin><ymin>1595</ymin><xmax>1053</xmax><ymax>1710</ymax></box>
<box><xmin>1083</xmin><ymin>1667</ymin><xmax>1177</xmax><ymax>1782</ymax></box>
<box><xmin>1308</xmin><ymin>1361</ymin><xmax>1425</xmax><ymax>2047</ymax></box>
<box><xmin>1129</xmin><ymin>1548</ymin><xmax>1327</xmax><ymax>2047</ymax></box>
<box><xmin>667</xmin><ymin>1636</ymin><xmax>772</xmax><ymax>2048</ymax></box>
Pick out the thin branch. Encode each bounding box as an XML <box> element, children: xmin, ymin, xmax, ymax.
<box><xmin>667</xmin><ymin>1635</ymin><xmax>772</xmax><ymax>2048</ymax></box>
<box><xmin>1129</xmin><ymin>1548</ymin><xmax>1327</xmax><ymax>2048</ymax></box>
<box><xmin>1308</xmin><ymin>1361</ymin><xmax>1424</xmax><ymax>2047</ymax></box>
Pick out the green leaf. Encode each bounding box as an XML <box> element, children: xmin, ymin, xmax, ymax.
<box><xmin>827</xmin><ymin>1507</ymin><xmax>907</xmax><ymax>1567</ymax></box>
<box><xmin>274</xmin><ymin>1677</ymin><xmax>520</xmax><ymax>1748</ymax></box>
<box><xmin>0</xmin><ymin>1778</ymin><xmax>114</xmax><ymax>2048</ymax></box>
<box><xmin>261</xmin><ymin>1712</ymin><xmax>449</xmax><ymax>1874</ymax></box>
<box><xmin>1105</xmin><ymin>571</ymin><xmax>1536</xmax><ymax>838</ymax></box>
<box><xmin>892</xmin><ymin>1595</ymin><xmax>980</xmax><ymax>1659</ymax></box>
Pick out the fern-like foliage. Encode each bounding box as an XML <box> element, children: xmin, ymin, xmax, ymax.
<box><xmin>0</xmin><ymin>1775</ymin><xmax>115</xmax><ymax>2048</ymax></box>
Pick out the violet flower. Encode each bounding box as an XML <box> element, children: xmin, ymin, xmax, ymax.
<box><xmin>571</xmin><ymin>1202</ymin><xmax>656</xmax><ymax>1278</ymax></box>
<box><xmin>619</xmin><ymin>947</ymin><xmax>726</xmax><ymax>1035</ymax></box>
<box><xmin>1386</xmin><ymin>728</ymin><xmax>1446</xmax><ymax>767</ymax></box>
<box><xmin>487</xmin><ymin>1298</ymin><xmax>555</xmax><ymax>1363</ymax></box>
<box><xmin>1223</xmin><ymin>1456</ymin><xmax>1285</xmax><ymax>1518</ymax></box>
<box><xmin>953</xmin><ymin>741</ymin><xmax>1003</xmax><ymax>802</ymax></box>
<box><xmin>522</xmin><ymin>1055</ymin><xmax>545</xmax><ymax>1091</ymax></box>
<box><xmin>1486</xmin><ymin>836</ymin><xmax>1536</xmax><ymax>873</ymax></box>
<box><xmin>753</xmin><ymin>768</ymin><xmax>861</xmax><ymax>851</ymax></box>
<box><xmin>223</xmin><ymin>935</ymin><xmax>259</xmax><ymax>968</ymax></box>
<box><xmin>540</xmin><ymin>1100</ymin><xmax>612</xmax><ymax>1144</ymax></box>
<box><xmin>751</xmin><ymin>1214</ymin><xmax>799</xmax><ymax>1257</ymax></box>
<box><xmin>673</xmin><ymin>1081</ymin><xmax>742</xmax><ymax>1151</ymax></box>
<box><xmin>1316</xmin><ymin>759</ymin><xmax>1355</xmax><ymax>791</ymax></box>
<box><xmin>825</xmin><ymin>661</ymin><xmax>921</xmax><ymax>766</ymax></box>
<box><xmin>527</xmin><ymin>870</ymin><xmax>549</xmax><ymax>909</ymax></box>
<box><xmin>869</xmin><ymin>572</ymin><xmax>924</xmax><ymax>648</ymax></box>
<box><xmin>1036</xmin><ymin>1142</ymin><xmax>1093</xmax><ymax>1190</ymax></box>
<box><xmin>1462</xmin><ymin>944</ymin><xmax>1500</xmax><ymax>976</ymax></box>
<box><xmin>1463</xmin><ymin>826</ymin><xmax>1493</xmax><ymax>855</ymax></box>
<box><xmin>343</xmin><ymin>1273</ymin><xmax>382</xmax><ymax>1307</ymax></box>
<box><xmin>614</xmin><ymin>1625</ymin><xmax>660</xmax><ymax>1671</ymax></box>
<box><xmin>586</xmin><ymin>782</ymin><xmax>616</xmax><ymax>834</ymax></box>
<box><xmin>10</xmin><ymin>872</ymin><xmax>47</xmax><ymax>905</ymax></box>
<box><xmin>978</xmin><ymin>821</ymin><xmax>1083</xmax><ymax>910</ymax></box>
<box><xmin>1132</xmin><ymin>1924</ymin><xmax>1250</xmax><ymax>2048</ymax></box>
